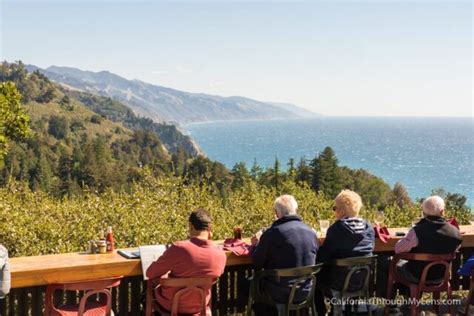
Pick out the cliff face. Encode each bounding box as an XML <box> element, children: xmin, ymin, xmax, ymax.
<box><xmin>26</xmin><ymin>65</ymin><xmax>319</xmax><ymax>124</ymax></box>
<box><xmin>70</xmin><ymin>90</ymin><xmax>204</xmax><ymax>156</ymax></box>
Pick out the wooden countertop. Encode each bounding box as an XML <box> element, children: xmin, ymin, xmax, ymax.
<box><xmin>10</xmin><ymin>225</ymin><xmax>474</xmax><ymax>288</ymax></box>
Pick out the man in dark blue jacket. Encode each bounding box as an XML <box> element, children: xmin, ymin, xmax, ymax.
<box><xmin>315</xmin><ymin>190</ymin><xmax>375</xmax><ymax>315</ymax></box>
<box><xmin>250</xmin><ymin>194</ymin><xmax>318</xmax><ymax>315</ymax></box>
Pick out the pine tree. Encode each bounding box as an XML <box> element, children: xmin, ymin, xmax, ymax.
<box><xmin>287</xmin><ymin>158</ymin><xmax>296</xmax><ymax>179</ymax></box>
<box><xmin>231</xmin><ymin>162</ymin><xmax>250</xmax><ymax>189</ymax></box>
<box><xmin>31</xmin><ymin>151</ymin><xmax>54</xmax><ymax>192</ymax></box>
<box><xmin>296</xmin><ymin>157</ymin><xmax>311</xmax><ymax>184</ymax></box>
<box><xmin>391</xmin><ymin>182</ymin><xmax>412</xmax><ymax>208</ymax></box>
<box><xmin>272</xmin><ymin>157</ymin><xmax>281</xmax><ymax>190</ymax></box>
<box><xmin>310</xmin><ymin>146</ymin><xmax>341</xmax><ymax>198</ymax></box>
<box><xmin>171</xmin><ymin>146</ymin><xmax>187</xmax><ymax>176</ymax></box>
<box><xmin>250</xmin><ymin>158</ymin><xmax>263</xmax><ymax>180</ymax></box>
<box><xmin>58</xmin><ymin>151</ymin><xmax>74</xmax><ymax>196</ymax></box>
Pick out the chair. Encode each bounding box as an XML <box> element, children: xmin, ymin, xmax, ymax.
<box><xmin>145</xmin><ymin>277</ymin><xmax>215</xmax><ymax>316</ymax></box>
<box><xmin>246</xmin><ymin>264</ymin><xmax>323</xmax><ymax>316</ymax></box>
<box><xmin>384</xmin><ymin>252</ymin><xmax>456</xmax><ymax>316</ymax></box>
<box><xmin>318</xmin><ymin>255</ymin><xmax>377</xmax><ymax>316</ymax></box>
<box><xmin>44</xmin><ymin>276</ymin><xmax>122</xmax><ymax>316</ymax></box>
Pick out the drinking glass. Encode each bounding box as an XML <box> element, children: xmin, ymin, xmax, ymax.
<box><xmin>374</xmin><ymin>211</ymin><xmax>385</xmax><ymax>226</ymax></box>
<box><xmin>319</xmin><ymin>220</ymin><xmax>330</xmax><ymax>235</ymax></box>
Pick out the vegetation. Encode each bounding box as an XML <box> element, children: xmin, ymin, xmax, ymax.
<box><xmin>1</xmin><ymin>171</ymin><xmax>470</xmax><ymax>258</ymax></box>
<box><xmin>0</xmin><ymin>82</ymin><xmax>30</xmax><ymax>163</ymax></box>
<box><xmin>0</xmin><ymin>61</ymin><xmax>471</xmax><ymax>258</ymax></box>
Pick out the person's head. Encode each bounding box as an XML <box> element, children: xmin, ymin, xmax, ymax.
<box><xmin>333</xmin><ymin>190</ymin><xmax>363</xmax><ymax>219</ymax></box>
<box><xmin>422</xmin><ymin>195</ymin><xmax>445</xmax><ymax>217</ymax></box>
<box><xmin>188</xmin><ymin>208</ymin><xmax>212</xmax><ymax>239</ymax></box>
<box><xmin>273</xmin><ymin>195</ymin><xmax>298</xmax><ymax>219</ymax></box>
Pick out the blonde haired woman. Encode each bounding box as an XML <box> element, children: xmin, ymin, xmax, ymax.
<box><xmin>315</xmin><ymin>190</ymin><xmax>375</xmax><ymax>315</ymax></box>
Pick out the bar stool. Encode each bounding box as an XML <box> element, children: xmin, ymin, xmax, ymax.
<box><xmin>44</xmin><ymin>276</ymin><xmax>122</xmax><ymax>316</ymax></box>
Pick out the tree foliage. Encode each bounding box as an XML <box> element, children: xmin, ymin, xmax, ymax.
<box><xmin>0</xmin><ymin>82</ymin><xmax>30</xmax><ymax>163</ymax></box>
<box><xmin>310</xmin><ymin>146</ymin><xmax>341</xmax><ymax>198</ymax></box>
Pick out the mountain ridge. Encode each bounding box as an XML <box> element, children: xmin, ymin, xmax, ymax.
<box><xmin>26</xmin><ymin>64</ymin><xmax>320</xmax><ymax>124</ymax></box>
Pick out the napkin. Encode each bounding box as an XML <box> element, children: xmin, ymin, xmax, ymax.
<box><xmin>374</xmin><ymin>225</ymin><xmax>391</xmax><ymax>243</ymax></box>
<box><xmin>447</xmin><ymin>217</ymin><xmax>460</xmax><ymax>230</ymax></box>
<box><xmin>221</xmin><ymin>238</ymin><xmax>252</xmax><ymax>256</ymax></box>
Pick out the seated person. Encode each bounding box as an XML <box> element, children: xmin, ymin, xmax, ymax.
<box><xmin>146</xmin><ymin>209</ymin><xmax>227</xmax><ymax>314</ymax></box>
<box><xmin>250</xmin><ymin>195</ymin><xmax>318</xmax><ymax>315</ymax></box>
<box><xmin>393</xmin><ymin>195</ymin><xmax>462</xmax><ymax>283</ymax></box>
<box><xmin>315</xmin><ymin>190</ymin><xmax>375</xmax><ymax>315</ymax></box>
<box><xmin>0</xmin><ymin>245</ymin><xmax>10</xmax><ymax>299</ymax></box>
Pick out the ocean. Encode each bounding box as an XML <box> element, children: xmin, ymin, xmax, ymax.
<box><xmin>185</xmin><ymin>117</ymin><xmax>474</xmax><ymax>206</ymax></box>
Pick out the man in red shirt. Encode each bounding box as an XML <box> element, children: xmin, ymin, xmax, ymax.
<box><xmin>146</xmin><ymin>209</ymin><xmax>227</xmax><ymax>314</ymax></box>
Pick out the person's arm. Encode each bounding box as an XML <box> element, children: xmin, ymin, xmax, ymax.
<box><xmin>145</xmin><ymin>245</ymin><xmax>180</xmax><ymax>280</ymax></box>
<box><xmin>251</xmin><ymin>230</ymin><xmax>271</xmax><ymax>270</ymax></box>
<box><xmin>394</xmin><ymin>229</ymin><xmax>418</xmax><ymax>254</ymax></box>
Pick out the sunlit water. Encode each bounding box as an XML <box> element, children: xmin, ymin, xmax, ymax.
<box><xmin>185</xmin><ymin>117</ymin><xmax>474</xmax><ymax>206</ymax></box>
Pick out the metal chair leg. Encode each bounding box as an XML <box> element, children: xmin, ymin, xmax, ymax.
<box><xmin>246</xmin><ymin>296</ymin><xmax>254</xmax><ymax>316</ymax></box>
<box><xmin>275</xmin><ymin>304</ymin><xmax>288</xmax><ymax>316</ymax></box>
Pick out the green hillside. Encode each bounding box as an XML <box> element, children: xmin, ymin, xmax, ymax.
<box><xmin>0</xmin><ymin>62</ymin><xmax>174</xmax><ymax>195</ymax></box>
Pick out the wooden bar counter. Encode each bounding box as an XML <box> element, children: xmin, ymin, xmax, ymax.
<box><xmin>10</xmin><ymin>225</ymin><xmax>474</xmax><ymax>289</ymax></box>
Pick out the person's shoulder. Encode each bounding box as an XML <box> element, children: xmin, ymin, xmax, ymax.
<box><xmin>363</xmin><ymin>220</ymin><xmax>375</xmax><ymax>233</ymax></box>
<box><xmin>168</xmin><ymin>240</ymin><xmax>193</xmax><ymax>252</ymax></box>
<box><xmin>298</xmin><ymin>222</ymin><xmax>317</xmax><ymax>235</ymax></box>
<box><xmin>172</xmin><ymin>239</ymin><xmax>190</xmax><ymax>247</ymax></box>
<box><xmin>327</xmin><ymin>219</ymin><xmax>344</xmax><ymax>232</ymax></box>
<box><xmin>208</xmin><ymin>244</ymin><xmax>227</xmax><ymax>262</ymax></box>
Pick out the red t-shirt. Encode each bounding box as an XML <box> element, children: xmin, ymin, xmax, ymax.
<box><xmin>146</xmin><ymin>238</ymin><xmax>227</xmax><ymax>313</ymax></box>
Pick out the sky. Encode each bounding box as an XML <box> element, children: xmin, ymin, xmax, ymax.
<box><xmin>0</xmin><ymin>0</ymin><xmax>472</xmax><ymax>116</ymax></box>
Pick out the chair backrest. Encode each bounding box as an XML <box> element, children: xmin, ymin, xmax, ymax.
<box><xmin>259</xmin><ymin>264</ymin><xmax>323</xmax><ymax>309</ymax></box>
<box><xmin>60</xmin><ymin>277</ymin><xmax>122</xmax><ymax>291</ymax></box>
<box><xmin>394</xmin><ymin>252</ymin><xmax>455</xmax><ymax>289</ymax></box>
<box><xmin>326</xmin><ymin>255</ymin><xmax>378</xmax><ymax>297</ymax></box>
<box><xmin>157</xmin><ymin>277</ymin><xmax>215</xmax><ymax>316</ymax></box>
<box><xmin>45</xmin><ymin>276</ymin><xmax>122</xmax><ymax>316</ymax></box>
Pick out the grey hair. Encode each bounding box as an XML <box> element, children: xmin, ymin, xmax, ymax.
<box><xmin>274</xmin><ymin>195</ymin><xmax>298</xmax><ymax>217</ymax></box>
<box><xmin>422</xmin><ymin>195</ymin><xmax>445</xmax><ymax>216</ymax></box>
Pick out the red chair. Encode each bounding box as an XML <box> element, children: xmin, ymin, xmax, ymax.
<box><xmin>145</xmin><ymin>277</ymin><xmax>215</xmax><ymax>316</ymax></box>
<box><xmin>384</xmin><ymin>253</ymin><xmax>455</xmax><ymax>316</ymax></box>
<box><xmin>44</xmin><ymin>276</ymin><xmax>122</xmax><ymax>316</ymax></box>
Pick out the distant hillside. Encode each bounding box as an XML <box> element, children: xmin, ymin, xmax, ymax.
<box><xmin>2</xmin><ymin>62</ymin><xmax>201</xmax><ymax>156</ymax></box>
<box><xmin>26</xmin><ymin>64</ymin><xmax>319</xmax><ymax>124</ymax></box>
<box><xmin>267</xmin><ymin>102</ymin><xmax>321</xmax><ymax>118</ymax></box>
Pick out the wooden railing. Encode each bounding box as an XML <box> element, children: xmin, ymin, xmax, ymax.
<box><xmin>2</xmin><ymin>226</ymin><xmax>474</xmax><ymax>315</ymax></box>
